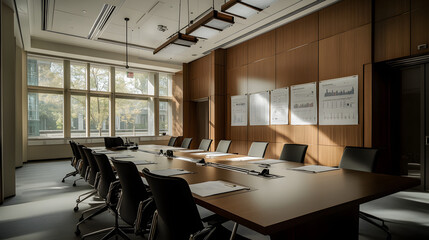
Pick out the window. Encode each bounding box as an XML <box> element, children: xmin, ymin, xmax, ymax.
<box><xmin>27</xmin><ymin>55</ymin><xmax>173</xmax><ymax>139</ymax></box>
<box><xmin>71</xmin><ymin>62</ymin><xmax>87</xmax><ymax>90</ymax></box>
<box><xmin>159</xmin><ymin>73</ymin><xmax>171</xmax><ymax>96</ymax></box>
<box><xmin>90</xmin><ymin>65</ymin><xmax>110</xmax><ymax>92</ymax></box>
<box><xmin>27</xmin><ymin>57</ymin><xmax>63</xmax><ymax>88</ymax></box>
<box><xmin>115</xmin><ymin>70</ymin><xmax>154</xmax><ymax>95</ymax></box>
<box><xmin>90</xmin><ymin>96</ymin><xmax>110</xmax><ymax>136</ymax></box>
<box><xmin>71</xmin><ymin>95</ymin><xmax>86</xmax><ymax>137</ymax></box>
<box><xmin>115</xmin><ymin>98</ymin><xmax>152</xmax><ymax>136</ymax></box>
<box><xmin>159</xmin><ymin>100</ymin><xmax>169</xmax><ymax>134</ymax></box>
<box><xmin>28</xmin><ymin>92</ymin><xmax>63</xmax><ymax>138</ymax></box>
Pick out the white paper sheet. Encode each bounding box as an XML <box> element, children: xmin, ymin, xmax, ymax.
<box><xmin>109</xmin><ymin>154</ymin><xmax>134</xmax><ymax>159</ymax></box>
<box><xmin>150</xmin><ymin>169</ymin><xmax>193</xmax><ymax>176</ymax></box>
<box><xmin>131</xmin><ymin>160</ymin><xmax>156</xmax><ymax>165</ymax></box>
<box><xmin>249</xmin><ymin>91</ymin><xmax>270</xmax><ymax>126</ymax></box>
<box><xmin>179</xmin><ymin>149</ymin><xmax>205</xmax><ymax>153</ymax></box>
<box><xmin>94</xmin><ymin>150</ymin><xmax>116</xmax><ymax>154</ymax></box>
<box><xmin>205</xmin><ymin>153</ymin><xmax>235</xmax><ymax>157</ymax></box>
<box><xmin>319</xmin><ymin>75</ymin><xmax>359</xmax><ymax>125</ymax></box>
<box><xmin>291</xmin><ymin>165</ymin><xmax>339</xmax><ymax>173</ymax></box>
<box><xmin>271</xmin><ymin>88</ymin><xmax>289</xmax><ymax>125</ymax></box>
<box><xmin>225</xmin><ymin>156</ymin><xmax>262</xmax><ymax>161</ymax></box>
<box><xmin>231</xmin><ymin>95</ymin><xmax>248</xmax><ymax>126</ymax></box>
<box><xmin>291</xmin><ymin>82</ymin><xmax>318</xmax><ymax>125</ymax></box>
<box><xmin>250</xmin><ymin>159</ymin><xmax>285</xmax><ymax>165</ymax></box>
<box><xmin>190</xmin><ymin>180</ymin><xmax>249</xmax><ymax>197</ymax></box>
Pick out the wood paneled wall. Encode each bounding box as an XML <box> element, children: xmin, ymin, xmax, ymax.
<box><xmin>223</xmin><ymin>0</ymin><xmax>372</xmax><ymax>166</ymax></box>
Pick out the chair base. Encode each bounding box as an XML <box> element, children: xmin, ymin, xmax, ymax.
<box><xmin>62</xmin><ymin>170</ymin><xmax>78</xmax><ymax>182</ymax></box>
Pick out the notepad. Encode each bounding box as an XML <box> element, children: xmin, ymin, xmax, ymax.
<box><xmin>250</xmin><ymin>159</ymin><xmax>285</xmax><ymax>165</ymax></box>
<box><xmin>151</xmin><ymin>169</ymin><xmax>193</xmax><ymax>176</ymax></box>
<box><xmin>109</xmin><ymin>154</ymin><xmax>134</xmax><ymax>159</ymax></box>
<box><xmin>190</xmin><ymin>180</ymin><xmax>249</xmax><ymax>197</ymax></box>
<box><xmin>178</xmin><ymin>149</ymin><xmax>205</xmax><ymax>153</ymax></box>
<box><xmin>225</xmin><ymin>156</ymin><xmax>262</xmax><ymax>161</ymax></box>
<box><xmin>291</xmin><ymin>165</ymin><xmax>339</xmax><ymax>173</ymax></box>
<box><xmin>94</xmin><ymin>150</ymin><xmax>116</xmax><ymax>154</ymax></box>
<box><xmin>205</xmin><ymin>152</ymin><xmax>234</xmax><ymax>157</ymax></box>
<box><xmin>132</xmin><ymin>160</ymin><xmax>156</xmax><ymax>165</ymax></box>
<box><xmin>174</xmin><ymin>157</ymin><xmax>202</xmax><ymax>163</ymax></box>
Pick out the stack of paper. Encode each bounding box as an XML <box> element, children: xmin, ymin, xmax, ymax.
<box><xmin>250</xmin><ymin>159</ymin><xmax>285</xmax><ymax>165</ymax></box>
<box><xmin>290</xmin><ymin>165</ymin><xmax>339</xmax><ymax>173</ymax></box>
<box><xmin>225</xmin><ymin>156</ymin><xmax>262</xmax><ymax>161</ymax></box>
<box><xmin>190</xmin><ymin>180</ymin><xmax>249</xmax><ymax>197</ymax></box>
<box><xmin>109</xmin><ymin>154</ymin><xmax>134</xmax><ymax>159</ymax></box>
<box><xmin>151</xmin><ymin>169</ymin><xmax>193</xmax><ymax>176</ymax></box>
<box><xmin>132</xmin><ymin>160</ymin><xmax>156</xmax><ymax>165</ymax></box>
<box><xmin>179</xmin><ymin>149</ymin><xmax>205</xmax><ymax>153</ymax></box>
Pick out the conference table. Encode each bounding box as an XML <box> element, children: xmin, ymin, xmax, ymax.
<box><xmin>103</xmin><ymin>144</ymin><xmax>419</xmax><ymax>240</ymax></box>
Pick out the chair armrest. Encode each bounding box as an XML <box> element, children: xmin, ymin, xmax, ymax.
<box><xmin>134</xmin><ymin>197</ymin><xmax>156</xmax><ymax>235</ymax></box>
<box><xmin>94</xmin><ymin>172</ymin><xmax>101</xmax><ymax>188</ymax></box>
<box><xmin>85</xmin><ymin>167</ymin><xmax>91</xmax><ymax>181</ymax></box>
<box><xmin>106</xmin><ymin>180</ymin><xmax>121</xmax><ymax>207</ymax></box>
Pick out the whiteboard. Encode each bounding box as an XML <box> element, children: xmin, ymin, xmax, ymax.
<box><xmin>270</xmin><ymin>88</ymin><xmax>289</xmax><ymax>125</ymax></box>
<box><xmin>249</xmin><ymin>91</ymin><xmax>270</xmax><ymax>126</ymax></box>
<box><xmin>231</xmin><ymin>95</ymin><xmax>248</xmax><ymax>126</ymax></box>
<box><xmin>291</xmin><ymin>82</ymin><xmax>318</xmax><ymax>125</ymax></box>
<box><xmin>319</xmin><ymin>75</ymin><xmax>358</xmax><ymax>125</ymax></box>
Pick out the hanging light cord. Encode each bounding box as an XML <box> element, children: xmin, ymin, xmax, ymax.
<box><xmin>125</xmin><ymin>17</ymin><xmax>129</xmax><ymax>69</ymax></box>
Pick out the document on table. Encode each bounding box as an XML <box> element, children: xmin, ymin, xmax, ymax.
<box><xmin>151</xmin><ymin>169</ymin><xmax>193</xmax><ymax>176</ymax></box>
<box><xmin>291</xmin><ymin>165</ymin><xmax>339</xmax><ymax>173</ymax></box>
<box><xmin>205</xmin><ymin>153</ymin><xmax>234</xmax><ymax>157</ymax></box>
<box><xmin>132</xmin><ymin>160</ymin><xmax>156</xmax><ymax>165</ymax></box>
<box><xmin>250</xmin><ymin>159</ymin><xmax>285</xmax><ymax>165</ymax></box>
<box><xmin>109</xmin><ymin>154</ymin><xmax>134</xmax><ymax>159</ymax></box>
<box><xmin>94</xmin><ymin>150</ymin><xmax>116</xmax><ymax>154</ymax></box>
<box><xmin>179</xmin><ymin>149</ymin><xmax>205</xmax><ymax>153</ymax></box>
<box><xmin>225</xmin><ymin>156</ymin><xmax>262</xmax><ymax>161</ymax></box>
<box><xmin>190</xmin><ymin>180</ymin><xmax>249</xmax><ymax>197</ymax></box>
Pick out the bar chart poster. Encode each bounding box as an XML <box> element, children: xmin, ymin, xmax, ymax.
<box><xmin>231</xmin><ymin>95</ymin><xmax>248</xmax><ymax>126</ymax></box>
<box><xmin>319</xmin><ymin>75</ymin><xmax>358</xmax><ymax>125</ymax></box>
<box><xmin>250</xmin><ymin>91</ymin><xmax>270</xmax><ymax>126</ymax></box>
<box><xmin>270</xmin><ymin>88</ymin><xmax>289</xmax><ymax>125</ymax></box>
<box><xmin>291</xmin><ymin>82</ymin><xmax>317</xmax><ymax>125</ymax></box>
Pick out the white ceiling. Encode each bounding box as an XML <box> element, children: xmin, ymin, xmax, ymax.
<box><xmin>14</xmin><ymin>0</ymin><xmax>338</xmax><ymax>73</ymax></box>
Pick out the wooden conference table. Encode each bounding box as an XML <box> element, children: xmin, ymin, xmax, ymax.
<box><xmin>105</xmin><ymin>144</ymin><xmax>419</xmax><ymax>240</ymax></box>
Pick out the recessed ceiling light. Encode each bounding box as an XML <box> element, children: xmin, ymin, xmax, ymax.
<box><xmin>82</xmin><ymin>10</ymin><xmax>87</xmax><ymax>14</ymax></box>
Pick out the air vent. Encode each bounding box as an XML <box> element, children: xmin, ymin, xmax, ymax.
<box><xmin>88</xmin><ymin>4</ymin><xmax>116</xmax><ymax>40</ymax></box>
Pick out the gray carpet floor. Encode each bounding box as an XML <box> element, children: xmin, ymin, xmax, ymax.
<box><xmin>0</xmin><ymin>160</ymin><xmax>429</xmax><ymax>240</ymax></box>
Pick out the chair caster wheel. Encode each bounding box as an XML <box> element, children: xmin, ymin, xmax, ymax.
<box><xmin>74</xmin><ymin>206</ymin><xmax>79</xmax><ymax>212</ymax></box>
<box><xmin>75</xmin><ymin>228</ymin><xmax>81</xmax><ymax>235</ymax></box>
<box><xmin>62</xmin><ymin>179</ymin><xmax>65</xmax><ymax>183</ymax></box>
<box><xmin>73</xmin><ymin>183</ymin><xmax>76</xmax><ymax>187</ymax></box>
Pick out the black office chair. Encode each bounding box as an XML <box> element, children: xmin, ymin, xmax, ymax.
<box><xmin>181</xmin><ymin>138</ymin><xmax>193</xmax><ymax>149</ymax></box>
<box><xmin>279</xmin><ymin>144</ymin><xmax>308</xmax><ymax>163</ymax></box>
<box><xmin>110</xmin><ymin>160</ymin><xmax>155</xmax><ymax>238</ymax></box>
<box><xmin>75</xmin><ymin>153</ymin><xmax>112</xmax><ymax>235</ymax></box>
<box><xmin>339</xmin><ymin>146</ymin><xmax>390</xmax><ymax>239</ymax></box>
<box><xmin>73</xmin><ymin>146</ymin><xmax>98</xmax><ymax>211</ymax></box>
<box><xmin>248</xmin><ymin>142</ymin><xmax>269</xmax><ymax>158</ymax></box>
<box><xmin>143</xmin><ymin>168</ymin><xmax>249</xmax><ymax>240</ymax></box>
<box><xmin>198</xmin><ymin>139</ymin><xmax>213</xmax><ymax>151</ymax></box>
<box><xmin>62</xmin><ymin>141</ymin><xmax>80</xmax><ymax>183</ymax></box>
<box><xmin>104</xmin><ymin>137</ymin><xmax>125</xmax><ymax>148</ymax></box>
<box><xmin>215</xmin><ymin>140</ymin><xmax>232</xmax><ymax>153</ymax></box>
<box><xmin>168</xmin><ymin>137</ymin><xmax>178</xmax><ymax>147</ymax></box>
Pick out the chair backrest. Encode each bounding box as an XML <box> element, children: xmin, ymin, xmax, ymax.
<box><xmin>70</xmin><ymin>141</ymin><xmax>81</xmax><ymax>160</ymax></box>
<box><xmin>111</xmin><ymin>160</ymin><xmax>150</xmax><ymax>225</ymax></box>
<box><xmin>181</xmin><ymin>138</ymin><xmax>193</xmax><ymax>149</ymax></box>
<box><xmin>248</xmin><ymin>142</ymin><xmax>269</xmax><ymax>158</ymax></box>
<box><xmin>279</xmin><ymin>144</ymin><xmax>308</xmax><ymax>163</ymax></box>
<box><xmin>198</xmin><ymin>139</ymin><xmax>213</xmax><ymax>151</ymax></box>
<box><xmin>339</xmin><ymin>146</ymin><xmax>379</xmax><ymax>173</ymax></box>
<box><xmin>143</xmin><ymin>168</ymin><xmax>204</xmax><ymax>240</ymax></box>
<box><xmin>76</xmin><ymin>144</ymin><xmax>89</xmax><ymax>178</ymax></box>
<box><xmin>83</xmin><ymin>147</ymin><xmax>99</xmax><ymax>186</ymax></box>
<box><xmin>93</xmin><ymin>153</ymin><xmax>117</xmax><ymax>199</ymax></box>
<box><xmin>167</xmin><ymin>137</ymin><xmax>178</xmax><ymax>147</ymax></box>
<box><xmin>215</xmin><ymin>140</ymin><xmax>232</xmax><ymax>153</ymax></box>
<box><xmin>104</xmin><ymin>137</ymin><xmax>124</xmax><ymax>148</ymax></box>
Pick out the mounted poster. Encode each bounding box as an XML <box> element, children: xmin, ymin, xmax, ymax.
<box><xmin>270</xmin><ymin>88</ymin><xmax>289</xmax><ymax>125</ymax></box>
<box><xmin>231</xmin><ymin>95</ymin><xmax>248</xmax><ymax>126</ymax></box>
<box><xmin>319</xmin><ymin>75</ymin><xmax>358</xmax><ymax>125</ymax></box>
<box><xmin>291</xmin><ymin>82</ymin><xmax>317</xmax><ymax>125</ymax></box>
<box><xmin>249</xmin><ymin>91</ymin><xmax>270</xmax><ymax>126</ymax></box>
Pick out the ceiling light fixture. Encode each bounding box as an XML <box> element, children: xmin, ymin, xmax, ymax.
<box><xmin>185</xmin><ymin>10</ymin><xmax>234</xmax><ymax>39</ymax></box>
<box><xmin>221</xmin><ymin>0</ymin><xmax>277</xmax><ymax>19</ymax></box>
<box><xmin>124</xmin><ymin>17</ymin><xmax>129</xmax><ymax>69</ymax></box>
<box><xmin>153</xmin><ymin>0</ymin><xmax>198</xmax><ymax>54</ymax></box>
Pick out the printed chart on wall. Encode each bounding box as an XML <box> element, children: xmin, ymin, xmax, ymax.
<box><xmin>249</xmin><ymin>91</ymin><xmax>269</xmax><ymax>125</ymax></box>
<box><xmin>291</xmin><ymin>82</ymin><xmax>317</xmax><ymax>125</ymax></box>
<box><xmin>270</xmin><ymin>88</ymin><xmax>289</xmax><ymax>125</ymax></box>
<box><xmin>231</xmin><ymin>95</ymin><xmax>248</xmax><ymax>126</ymax></box>
<box><xmin>319</xmin><ymin>75</ymin><xmax>358</xmax><ymax>125</ymax></box>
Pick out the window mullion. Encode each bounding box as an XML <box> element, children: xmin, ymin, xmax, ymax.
<box><xmin>110</xmin><ymin>66</ymin><xmax>115</xmax><ymax>137</ymax></box>
<box><xmin>64</xmin><ymin>60</ymin><xmax>71</xmax><ymax>138</ymax></box>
